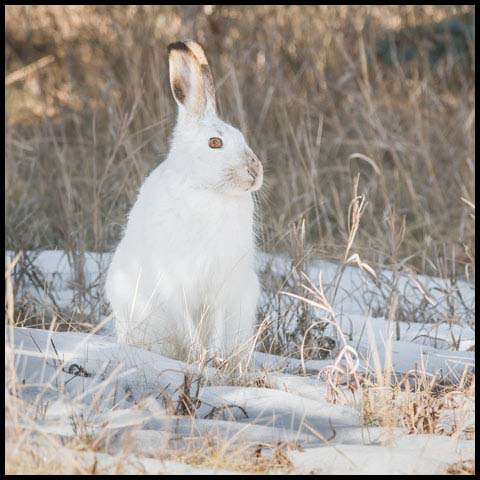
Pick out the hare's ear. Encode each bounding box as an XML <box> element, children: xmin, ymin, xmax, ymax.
<box><xmin>183</xmin><ymin>41</ymin><xmax>216</xmax><ymax>114</ymax></box>
<box><xmin>168</xmin><ymin>41</ymin><xmax>216</xmax><ymax>117</ymax></box>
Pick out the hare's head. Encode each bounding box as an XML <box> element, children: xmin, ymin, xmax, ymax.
<box><xmin>167</xmin><ymin>41</ymin><xmax>263</xmax><ymax>195</ymax></box>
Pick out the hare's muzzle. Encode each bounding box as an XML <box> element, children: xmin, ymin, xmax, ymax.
<box><xmin>245</xmin><ymin>155</ymin><xmax>263</xmax><ymax>191</ymax></box>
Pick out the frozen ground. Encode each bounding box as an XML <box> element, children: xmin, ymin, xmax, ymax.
<box><xmin>5</xmin><ymin>250</ymin><xmax>475</xmax><ymax>474</ymax></box>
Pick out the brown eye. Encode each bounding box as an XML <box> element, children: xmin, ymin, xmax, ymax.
<box><xmin>208</xmin><ymin>137</ymin><xmax>223</xmax><ymax>149</ymax></box>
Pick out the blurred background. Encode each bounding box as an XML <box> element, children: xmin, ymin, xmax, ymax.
<box><xmin>5</xmin><ymin>5</ymin><xmax>475</xmax><ymax>277</ymax></box>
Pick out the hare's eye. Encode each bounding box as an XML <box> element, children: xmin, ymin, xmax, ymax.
<box><xmin>208</xmin><ymin>137</ymin><xmax>223</xmax><ymax>149</ymax></box>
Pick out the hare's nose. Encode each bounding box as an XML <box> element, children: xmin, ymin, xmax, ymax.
<box><xmin>246</xmin><ymin>155</ymin><xmax>262</xmax><ymax>178</ymax></box>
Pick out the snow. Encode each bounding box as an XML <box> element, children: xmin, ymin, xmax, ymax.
<box><xmin>5</xmin><ymin>250</ymin><xmax>475</xmax><ymax>474</ymax></box>
<box><xmin>289</xmin><ymin>436</ymin><xmax>475</xmax><ymax>475</ymax></box>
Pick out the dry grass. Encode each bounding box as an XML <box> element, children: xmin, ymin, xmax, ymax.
<box><xmin>276</xmin><ymin>281</ymin><xmax>475</xmax><ymax>466</ymax></box>
<box><xmin>264</xmin><ymin>189</ymin><xmax>475</xmax><ymax>442</ymax></box>
<box><xmin>358</xmin><ymin>367</ymin><xmax>475</xmax><ymax>436</ymax></box>
<box><xmin>447</xmin><ymin>459</ymin><xmax>475</xmax><ymax>475</ymax></box>
<box><xmin>5</xmin><ymin>431</ymin><xmax>296</xmax><ymax>475</ymax></box>
<box><xmin>154</xmin><ymin>438</ymin><xmax>296</xmax><ymax>473</ymax></box>
<box><xmin>5</xmin><ymin>5</ymin><xmax>475</xmax><ymax>276</ymax></box>
<box><xmin>284</xmin><ymin>267</ymin><xmax>475</xmax><ymax>438</ymax></box>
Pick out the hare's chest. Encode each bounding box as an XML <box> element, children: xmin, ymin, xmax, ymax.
<box><xmin>183</xmin><ymin>196</ymin><xmax>254</xmax><ymax>257</ymax></box>
<box><xmin>131</xmin><ymin>183</ymin><xmax>255</xmax><ymax>275</ymax></box>
<box><xmin>170</xmin><ymin>194</ymin><xmax>255</xmax><ymax>275</ymax></box>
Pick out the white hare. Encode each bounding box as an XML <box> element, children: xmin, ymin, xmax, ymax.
<box><xmin>106</xmin><ymin>40</ymin><xmax>263</xmax><ymax>361</ymax></box>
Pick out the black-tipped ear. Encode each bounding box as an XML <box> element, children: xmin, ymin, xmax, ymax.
<box><xmin>168</xmin><ymin>40</ymin><xmax>216</xmax><ymax>116</ymax></box>
<box><xmin>167</xmin><ymin>41</ymin><xmax>190</xmax><ymax>55</ymax></box>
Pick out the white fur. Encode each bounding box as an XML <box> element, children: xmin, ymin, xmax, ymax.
<box><xmin>106</xmin><ymin>41</ymin><xmax>263</xmax><ymax>360</ymax></box>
